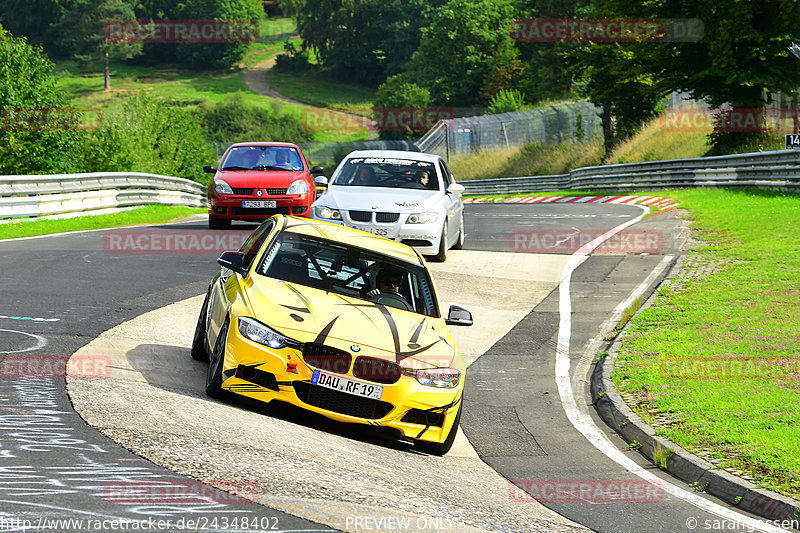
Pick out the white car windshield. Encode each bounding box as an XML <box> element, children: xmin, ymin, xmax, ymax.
<box><xmin>333</xmin><ymin>157</ymin><xmax>440</xmax><ymax>191</ymax></box>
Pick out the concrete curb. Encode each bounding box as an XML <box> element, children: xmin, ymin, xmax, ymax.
<box><xmin>589</xmin><ymin>265</ymin><xmax>800</xmax><ymax>527</ymax></box>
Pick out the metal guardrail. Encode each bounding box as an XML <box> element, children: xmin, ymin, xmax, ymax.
<box><xmin>0</xmin><ymin>172</ymin><xmax>206</xmax><ymax>219</ymax></box>
<box><xmin>460</xmin><ymin>149</ymin><xmax>800</xmax><ymax>195</ymax></box>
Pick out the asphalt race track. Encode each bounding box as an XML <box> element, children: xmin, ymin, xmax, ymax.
<box><xmin>0</xmin><ymin>204</ymin><xmax>784</xmax><ymax>532</ymax></box>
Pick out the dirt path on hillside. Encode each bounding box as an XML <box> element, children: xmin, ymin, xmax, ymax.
<box><xmin>244</xmin><ymin>56</ymin><xmax>378</xmax><ymax>140</ymax></box>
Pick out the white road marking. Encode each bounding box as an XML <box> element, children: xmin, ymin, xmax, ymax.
<box><xmin>0</xmin><ymin>329</ymin><xmax>47</xmax><ymax>354</ymax></box>
<box><xmin>0</xmin><ymin>315</ymin><xmax>60</xmax><ymax>322</ymax></box>
<box><xmin>555</xmin><ymin>206</ymin><xmax>783</xmax><ymax>533</ymax></box>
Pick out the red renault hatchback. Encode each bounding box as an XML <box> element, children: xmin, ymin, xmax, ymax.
<box><xmin>204</xmin><ymin>142</ymin><xmax>323</xmax><ymax>229</ymax></box>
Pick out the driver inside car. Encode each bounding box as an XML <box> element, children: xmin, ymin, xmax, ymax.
<box><xmin>366</xmin><ymin>267</ymin><xmax>412</xmax><ymax>311</ymax></box>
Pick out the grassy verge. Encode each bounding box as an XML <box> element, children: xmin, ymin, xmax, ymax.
<box><xmin>0</xmin><ymin>206</ymin><xmax>205</xmax><ymax>240</ymax></box>
<box><xmin>449</xmin><ymin>140</ymin><xmax>604</xmax><ymax>180</ymax></box>
<box><xmin>265</xmin><ymin>69</ymin><xmax>377</xmax><ymax>117</ymax></box>
<box><xmin>53</xmin><ymin>17</ymin><xmax>368</xmax><ymax>143</ymax></box>
<box><xmin>449</xmin><ymin>110</ymin><xmax>788</xmax><ymax>181</ymax></box>
<box><xmin>611</xmin><ymin>188</ymin><xmax>800</xmax><ymax>500</ymax></box>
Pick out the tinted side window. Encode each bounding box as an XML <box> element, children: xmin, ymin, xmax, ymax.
<box><xmin>239</xmin><ymin>218</ymin><xmax>276</xmax><ymax>271</ymax></box>
<box><xmin>438</xmin><ymin>161</ymin><xmax>455</xmax><ymax>186</ymax></box>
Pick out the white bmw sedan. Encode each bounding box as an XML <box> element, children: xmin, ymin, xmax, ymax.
<box><xmin>311</xmin><ymin>150</ymin><xmax>465</xmax><ymax>261</ymax></box>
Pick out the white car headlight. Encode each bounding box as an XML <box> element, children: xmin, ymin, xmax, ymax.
<box><xmin>315</xmin><ymin>206</ymin><xmax>342</xmax><ymax>220</ymax></box>
<box><xmin>213</xmin><ymin>179</ymin><xmax>234</xmax><ymax>195</ymax></box>
<box><xmin>286</xmin><ymin>179</ymin><xmax>309</xmax><ymax>195</ymax></box>
<box><xmin>238</xmin><ymin>317</ymin><xmax>296</xmax><ymax>349</ymax></box>
<box><xmin>407</xmin><ymin>367</ymin><xmax>461</xmax><ymax>388</ymax></box>
<box><xmin>406</xmin><ymin>212</ymin><xmax>438</xmax><ymax>224</ymax></box>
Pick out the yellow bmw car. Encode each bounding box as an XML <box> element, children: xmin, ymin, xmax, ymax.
<box><xmin>191</xmin><ymin>215</ymin><xmax>473</xmax><ymax>455</ymax></box>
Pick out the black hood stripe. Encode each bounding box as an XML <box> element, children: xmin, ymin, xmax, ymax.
<box><xmin>281</xmin><ymin>304</ymin><xmax>311</xmax><ymax>314</ymax></box>
<box><xmin>409</xmin><ymin>318</ymin><xmax>426</xmax><ymax>344</ymax></box>
<box><xmin>313</xmin><ymin>316</ymin><xmax>339</xmax><ymax>345</ymax></box>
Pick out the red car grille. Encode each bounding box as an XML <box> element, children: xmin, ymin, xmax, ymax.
<box><xmin>231</xmin><ymin>188</ymin><xmax>288</xmax><ymax>196</ymax></box>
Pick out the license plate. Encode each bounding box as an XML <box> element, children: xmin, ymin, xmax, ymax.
<box><xmin>352</xmin><ymin>226</ymin><xmax>389</xmax><ymax>237</ymax></box>
<box><xmin>311</xmin><ymin>370</ymin><xmax>383</xmax><ymax>400</ymax></box>
<box><xmin>242</xmin><ymin>200</ymin><xmax>277</xmax><ymax>208</ymax></box>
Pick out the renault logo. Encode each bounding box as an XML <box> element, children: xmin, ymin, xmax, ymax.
<box><xmin>256</xmin><ymin>189</ymin><xmax>263</xmax><ymax>197</ymax></box>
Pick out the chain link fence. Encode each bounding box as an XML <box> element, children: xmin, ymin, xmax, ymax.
<box><xmin>414</xmin><ymin>102</ymin><xmax>603</xmax><ymax>160</ymax></box>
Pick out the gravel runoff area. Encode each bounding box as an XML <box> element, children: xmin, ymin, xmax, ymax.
<box><xmin>67</xmin><ymin>251</ymin><xmax>589</xmax><ymax>533</ymax></box>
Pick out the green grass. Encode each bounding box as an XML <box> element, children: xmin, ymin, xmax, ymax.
<box><xmin>449</xmin><ymin>139</ymin><xmax>604</xmax><ymax>181</ymax></box>
<box><xmin>612</xmin><ymin>188</ymin><xmax>800</xmax><ymax>499</ymax></box>
<box><xmin>266</xmin><ymin>69</ymin><xmax>377</xmax><ymax>117</ymax></box>
<box><xmin>0</xmin><ymin>206</ymin><xmax>204</xmax><ymax>240</ymax></box>
<box><xmin>52</xmin><ymin>17</ymin><xmax>368</xmax><ymax>143</ymax></box>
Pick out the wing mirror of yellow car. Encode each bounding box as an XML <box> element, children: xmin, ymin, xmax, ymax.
<box><xmin>445</xmin><ymin>304</ymin><xmax>473</xmax><ymax>326</ymax></box>
<box><xmin>217</xmin><ymin>251</ymin><xmax>247</xmax><ymax>276</ymax></box>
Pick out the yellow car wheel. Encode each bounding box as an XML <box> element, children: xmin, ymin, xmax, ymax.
<box><xmin>414</xmin><ymin>400</ymin><xmax>462</xmax><ymax>456</ymax></box>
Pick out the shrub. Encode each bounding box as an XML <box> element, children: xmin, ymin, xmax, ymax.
<box><xmin>78</xmin><ymin>93</ymin><xmax>214</xmax><ymax>183</ymax></box>
<box><xmin>200</xmin><ymin>93</ymin><xmax>313</xmax><ymax>145</ymax></box>
<box><xmin>373</xmin><ymin>74</ymin><xmax>431</xmax><ymax>140</ymax></box>
<box><xmin>0</xmin><ymin>25</ymin><xmax>82</xmax><ymax>174</ymax></box>
<box><xmin>488</xmin><ymin>89</ymin><xmax>527</xmax><ymax>114</ymax></box>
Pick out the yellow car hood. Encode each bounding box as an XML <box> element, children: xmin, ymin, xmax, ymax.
<box><xmin>245</xmin><ymin>276</ymin><xmax>457</xmax><ymax>369</ymax></box>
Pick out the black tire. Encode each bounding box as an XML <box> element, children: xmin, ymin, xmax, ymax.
<box><xmin>452</xmin><ymin>212</ymin><xmax>464</xmax><ymax>250</ymax></box>
<box><xmin>190</xmin><ymin>291</ymin><xmax>210</xmax><ymax>362</ymax></box>
<box><xmin>429</xmin><ymin>222</ymin><xmax>448</xmax><ymax>262</ymax></box>
<box><xmin>414</xmin><ymin>400</ymin><xmax>462</xmax><ymax>456</ymax></box>
<box><xmin>209</xmin><ymin>216</ymin><xmax>231</xmax><ymax>230</ymax></box>
<box><xmin>205</xmin><ymin>317</ymin><xmax>229</xmax><ymax>399</ymax></box>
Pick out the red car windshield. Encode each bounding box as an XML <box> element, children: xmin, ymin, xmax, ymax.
<box><xmin>222</xmin><ymin>146</ymin><xmax>304</xmax><ymax>171</ymax></box>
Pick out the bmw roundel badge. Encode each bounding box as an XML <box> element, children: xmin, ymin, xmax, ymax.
<box><xmin>350</xmin><ymin>344</ymin><xmax>361</xmax><ymax>353</ymax></box>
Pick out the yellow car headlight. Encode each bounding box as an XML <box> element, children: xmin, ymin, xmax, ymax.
<box><xmin>406</xmin><ymin>368</ymin><xmax>461</xmax><ymax>388</ymax></box>
<box><xmin>238</xmin><ymin>317</ymin><xmax>298</xmax><ymax>349</ymax></box>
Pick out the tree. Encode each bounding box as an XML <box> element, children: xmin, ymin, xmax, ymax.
<box><xmin>373</xmin><ymin>74</ymin><xmax>432</xmax><ymax>140</ymax></box>
<box><xmin>52</xmin><ymin>0</ymin><xmax>142</xmax><ymax>90</ymax></box>
<box><xmin>295</xmin><ymin>0</ymin><xmax>445</xmax><ymax>85</ymax></box>
<box><xmin>566</xmin><ymin>42</ymin><xmax>665</xmax><ymax>156</ymax></box>
<box><xmin>0</xmin><ymin>24</ymin><xmax>82</xmax><ymax>174</ymax></box>
<box><xmin>176</xmin><ymin>0</ymin><xmax>262</xmax><ymax>70</ymax></box>
<box><xmin>0</xmin><ymin>0</ymin><xmax>76</xmax><ymax>49</ymax></box>
<box><xmin>594</xmin><ymin>0</ymin><xmax>800</xmax><ymax>152</ymax></box>
<box><xmin>296</xmin><ymin>0</ymin><xmax>383</xmax><ymax>84</ymax></box>
<box><xmin>408</xmin><ymin>0</ymin><xmax>517</xmax><ymax>106</ymax></box>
